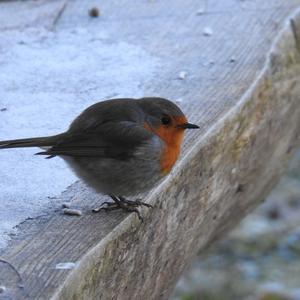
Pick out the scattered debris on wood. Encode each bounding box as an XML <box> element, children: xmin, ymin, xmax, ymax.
<box><xmin>267</xmin><ymin>205</ymin><xmax>281</xmax><ymax>220</ymax></box>
<box><xmin>63</xmin><ymin>208</ymin><xmax>82</xmax><ymax>216</ymax></box>
<box><xmin>175</xmin><ymin>98</ymin><xmax>183</xmax><ymax>104</ymax></box>
<box><xmin>196</xmin><ymin>8</ymin><xmax>205</xmax><ymax>15</ymax></box>
<box><xmin>62</xmin><ymin>202</ymin><xmax>71</xmax><ymax>209</ymax></box>
<box><xmin>178</xmin><ymin>71</ymin><xmax>187</xmax><ymax>80</ymax></box>
<box><xmin>203</xmin><ymin>27</ymin><xmax>213</xmax><ymax>36</ymax></box>
<box><xmin>89</xmin><ymin>7</ymin><xmax>100</xmax><ymax>18</ymax></box>
<box><xmin>55</xmin><ymin>262</ymin><xmax>76</xmax><ymax>270</ymax></box>
<box><xmin>202</xmin><ymin>60</ymin><xmax>215</xmax><ymax>67</ymax></box>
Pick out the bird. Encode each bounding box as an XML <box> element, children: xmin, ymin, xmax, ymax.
<box><xmin>0</xmin><ymin>97</ymin><xmax>199</xmax><ymax>220</ymax></box>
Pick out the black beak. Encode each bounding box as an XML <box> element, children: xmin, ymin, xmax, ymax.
<box><xmin>177</xmin><ymin>122</ymin><xmax>199</xmax><ymax>129</ymax></box>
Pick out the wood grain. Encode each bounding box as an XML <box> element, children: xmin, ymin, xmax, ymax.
<box><xmin>1</xmin><ymin>0</ymin><xmax>300</xmax><ymax>299</ymax></box>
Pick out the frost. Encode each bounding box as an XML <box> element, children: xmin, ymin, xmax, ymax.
<box><xmin>0</xmin><ymin>27</ymin><xmax>159</xmax><ymax>250</ymax></box>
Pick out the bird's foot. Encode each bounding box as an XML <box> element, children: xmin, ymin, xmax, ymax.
<box><xmin>118</xmin><ymin>196</ymin><xmax>153</xmax><ymax>208</ymax></box>
<box><xmin>92</xmin><ymin>201</ymin><xmax>120</xmax><ymax>213</ymax></box>
<box><xmin>92</xmin><ymin>196</ymin><xmax>152</xmax><ymax>222</ymax></box>
<box><xmin>92</xmin><ymin>199</ymin><xmax>143</xmax><ymax>221</ymax></box>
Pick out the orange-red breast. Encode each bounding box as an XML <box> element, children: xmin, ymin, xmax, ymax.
<box><xmin>0</xmin><ymin>97</ymin><xmax>199</xmax><ymax>220</ymax></box>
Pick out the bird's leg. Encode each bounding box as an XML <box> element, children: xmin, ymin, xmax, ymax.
<box><xmin>93</xmin><ymin>195</ymin><xmax>143</xmax><ymax>221</ymax></box>
<box><xmin>118</xmin><ymin>196</ymin><xmax>153</xmax><ymax>208</ymax></box>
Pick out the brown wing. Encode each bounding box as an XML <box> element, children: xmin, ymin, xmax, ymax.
<box><xmin>36</xmin><ymin>121</ymin><xmax>153</xmax><ymax>160</ymax></box>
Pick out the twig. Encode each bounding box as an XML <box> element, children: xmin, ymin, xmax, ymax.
<box><xmin>0</xmin><ymin>258</ymin><xmax>24</xmax><ymax>289</ymax></box>
<box><xmin>290</xmin><ymin>18</ymin><xmax>300</xmax><ymax>53</ymax></box>
<box><xmin>51</xmin><ymin>0</ymin><xmax>69</xmax><ymax>31</ymax></box>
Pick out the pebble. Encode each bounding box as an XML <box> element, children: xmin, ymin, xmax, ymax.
<box><xmin>267</xmin><ymin>206</ymin><xmax>281</xmax><ymax>220</ymax></box>
<box><xmin>55</xmin><ymin>262</ymin><xmax>76</xmax><ymax>270</ymax></box>
<box><xmin>203</xmin><ymin>27</ymin><xmax>213</xmax><ymax>36</ymax></box>
<box><xmin>62</xmin><ymin>202</ymin><xmax>71</xmax><ymax>209</ymax></box>
<box><xmin>89</xmin><ymin>7</ymin><xmax>100</xmax><ymax>18</ymax></box>
<box><xmin>178</xmin><ymin>71</ymin><xmax>187</xmax><ymax>80</ymax></box>
<box><xmin>175</xmin><ymin>98</ymin><xmax>183</xmax><ymax>104</ymax></box>
<box><xmin>63</xmin><ymin>208</ymin><xmax>82</xmax><ymax>216</ymax></box>
<box><xmin>196</xmin><ymin>8</ymin><xmax>205</xmax><ymax>15</ymax></box>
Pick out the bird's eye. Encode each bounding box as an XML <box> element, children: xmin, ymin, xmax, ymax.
<box><xmin>161</xmin><ymin>115</ymin><xmax>171</xmax><ymax>125</ymax></box>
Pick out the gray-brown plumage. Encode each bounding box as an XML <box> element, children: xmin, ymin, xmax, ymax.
<box><xmin>0</xmin><ymin>97</ymin><xmax>199</xmax><ymax>220</ymax></box>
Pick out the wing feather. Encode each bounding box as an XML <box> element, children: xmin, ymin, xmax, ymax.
<box><xmin>36</xmin><ymin>121</ymin><xmax>153</xmax><ymax>160</ymax></box>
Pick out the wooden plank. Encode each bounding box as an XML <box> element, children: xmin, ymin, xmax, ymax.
<box><xmin>0</xmin><ymin>0</ymin><xmax>68</xmax><ymax>31</ymax></box>
<box><xmin>1</xmin><ymin>0</ymin><xmax>300</xmax><ymax>299</ymax></box>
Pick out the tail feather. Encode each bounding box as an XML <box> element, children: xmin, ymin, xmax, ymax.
<box><xmin>0</xmin><ymin>134</ymin><xmax>64</xmax><ymax>149</ymax></box>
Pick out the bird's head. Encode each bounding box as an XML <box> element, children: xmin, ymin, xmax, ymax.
<box><xmin>138</xmin><ymin>97</ymin><xmax>199</xmax><ymax>147</ymax></box>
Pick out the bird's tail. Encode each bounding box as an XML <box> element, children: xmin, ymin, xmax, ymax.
<box><xmin>0</xmin><ymin>134</ymin><xmax>64</xmax><ymax>150</ymax></box>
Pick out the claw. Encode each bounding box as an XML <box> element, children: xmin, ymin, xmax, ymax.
<box><xmin>92</xmin><ymin>207</ymin><xmax>102</xmax><ymax>213</ymax></box>
<box><xmin>100</xmin><ymin>201</ymin><xmax>111</xmax><ymax>207</ymax></box>
<box><xmin>92</xmin><ymin>196</ymin><xmax>150</xmax><ymax>222</ymax></box>
<box><xmin>93</xmin><ymin>202</ymin><xmax>119</xmax><ymax>213</ymax></box>
<box><xmin>119</xmin><ymin>197</ymin><xmax>153</xmax><ymax>208</ymax></box>
<box><xmin>135</xmin><ymin>199</ymin><xmax>153</xmax><ymax>208</ymax></box>
<box><xmin>125</xmin><ymin>207</ymin><xmax>143</xmax><ymax>222</ymax></box>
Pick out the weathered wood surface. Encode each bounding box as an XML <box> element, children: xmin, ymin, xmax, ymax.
<box><xmin>1</xmin><ymin>0</ymin><xmax>300</xmax><ymax>299</ymax></box>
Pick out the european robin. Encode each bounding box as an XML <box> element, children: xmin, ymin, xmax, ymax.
<box><xmin>0</xmin><ymin>97</ymin><xmax>199</xmax><ymax>220</ymax></box>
